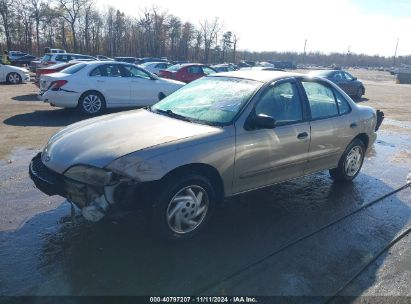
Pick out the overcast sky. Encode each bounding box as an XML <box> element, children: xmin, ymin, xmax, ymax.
<box><xmin>96</xmin><ymin>0</ymin><xmax>410</xmax><ymax>56</ymax></box>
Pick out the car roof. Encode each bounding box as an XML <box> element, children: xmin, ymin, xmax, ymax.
<box><xmin>210</xmin><ymin>70</ymin><xmax>303</xmax><ymax>82</ymax></box>
<box><xmin>309</xmin><ymin>69</ymin><xmax>338</xmax><ymax>74</ymax></box>
<box><xmin>45</xmin><ymin>52</ymin><xmax>94</xmax><ymax>57</ymax></box>
<box><xmin>142</xmin><ymin>61</ymin><xmax>167</xmax><ymax>65</ymax></box>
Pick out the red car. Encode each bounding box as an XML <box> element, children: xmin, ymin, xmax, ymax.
<box><xmin>159</xmin><ymin>63</ymin><xmax>216</xmax><ymax>83</ymax></box>
<box><xmin>35</xmin><ymin>62</ymin><xmax>78</xmax><ymax>87</ymax></box>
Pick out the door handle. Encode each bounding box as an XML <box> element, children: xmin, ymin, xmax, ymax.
<box><xmin>97</xmin><ymin>80</ymin><xmax>104</xmax><ymax>83</ymax></box>
<box><xmin>297</xmin><ymin>132</ymin><xmax>309</xmax><ymax>140</ymax></box>
<box><xmin>350</xmin><ymin>122</ymin><xmax>358</xmax><ymax>128</ymax></box>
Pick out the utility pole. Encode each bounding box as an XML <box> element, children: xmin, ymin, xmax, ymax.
<box><xmin>303</xmin><ymin>39</ymin><xmax>307</xmax><ymax>65</ymax></box>
<box><xmin>393</xmin><ymin>38</ymin><xmax>399</xmax><ymax>66</ymax></box>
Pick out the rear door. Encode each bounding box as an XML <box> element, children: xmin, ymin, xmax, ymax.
<box><xmin>185</xmin><ymin>66</ymin><xmax>204</xmax><ymax>82</ymax></box>
<box><xmin>300</xmin><ymin>79</ymin><xmax>353</xmax><ymax>173</ymax></box>
<box><xmin>88</xmin><ymin>64</ymin><xmax>130</xmax><ymax>106</ymax></box>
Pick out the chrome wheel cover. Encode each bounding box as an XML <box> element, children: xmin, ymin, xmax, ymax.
<box><xmin>83</xmin><ymin>94</ymin><xmax>102</xmax><ymax>114</ymax></box>
<box><xmin>344</xmin><ymin>146</ymin><xmax>363</xmax><ymax>177</ymax></box>
<box><xmin>166</xmin><ymin>185</ymin><xmax>209</xmax><ymax>234</ymax></box>
<box><xmin>9</xmin><ymin>73</ymin><xmax>20</xmax><ymax>84</ymax></box>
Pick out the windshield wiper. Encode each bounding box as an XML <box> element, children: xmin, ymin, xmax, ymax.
<box><xmin>155</xmin><ymin>109</ymin><xmax>192</xmax><ymax>122</ymax></box>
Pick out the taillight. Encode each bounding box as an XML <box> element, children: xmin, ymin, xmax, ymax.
<box><xmin>49</xmin><ymin>80</ymin><xmax>68</xmax><ymax>91</ymax></box>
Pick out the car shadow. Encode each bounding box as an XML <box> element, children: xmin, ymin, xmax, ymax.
<box><xmin>3</xmin><ymin>108</ymin><xmax>135</xmax><ymax>127</ymax></box>
<box><xmin>0</xmin><ymin>171</ymin><xmax>409</xmax><ymax>297</ymax></box>
<box><xmin>12</xmin><ymin>93</ymin><xmax>39</xmax><ymax>102</ymax></box>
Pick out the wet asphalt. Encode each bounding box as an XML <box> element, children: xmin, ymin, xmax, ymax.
<box><xmin>0</xmin><ymin>129</ymin><xmax>410</xmax><ymax>298</ymax></box>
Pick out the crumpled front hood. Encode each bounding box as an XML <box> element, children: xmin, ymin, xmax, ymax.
<box><xmin>43</xmin><ymin>109</ymin><xmax>220</xmax><ymax>173</ymax></box>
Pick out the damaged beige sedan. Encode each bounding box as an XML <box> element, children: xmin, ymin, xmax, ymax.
<box><xmin>30</xmin><ymin>71</ymin><xmax>383</xmax><ymax>239</ymax></box>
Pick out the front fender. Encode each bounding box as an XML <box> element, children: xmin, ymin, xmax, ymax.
<box><xmin>106</xmin><ymin>128</ymin><xmax>236</xmax><ymax>195</ymax></box>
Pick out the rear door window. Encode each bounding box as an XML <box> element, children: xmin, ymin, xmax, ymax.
<box><xmin>90</xmin><ymin>66</ymin><xmax>102</xmax><ymax>76</ymax></box>
<box><xmin>187</xmin><ymin>66</ymin><xmax>203</xmax><ymax>74</ymax></box>
<box><xmin>302</xmin><ymin>81</ymin><xmax>339</xmax><ymax>119</ymax></box>
<box><xmin>91</xmin><ymin>64</ymin><xmax>123</xmax><ymax>77</ymax></box>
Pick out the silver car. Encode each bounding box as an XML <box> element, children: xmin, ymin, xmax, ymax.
<box><xmin>30</xmin><ymin>71</ymin><xmax>384</xmax><ymax>239</ymax></box>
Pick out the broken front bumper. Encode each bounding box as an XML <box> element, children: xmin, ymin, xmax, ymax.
<box><xmin>29</xmin><ymin>153</ymin><xmax>66</xmax><ymax>197</ymax></box>
<box><xmin>29</xmin><ymin>153</ymin><xmax>149</xmax><ymax>221</ymax></box>
<box><xmin>29</xmin><ymin>153</ymin><xmax>114</xmax><ymax>221</ymax></box>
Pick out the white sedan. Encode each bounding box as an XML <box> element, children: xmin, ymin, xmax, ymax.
<box><xmin>139</xmin><ymin>61</ymin><xmax>170</xmax><ymax>75</ymax></box>
<box><xmin>0</xmin><ymin>63</ymin><xmax>30</xmax><ymax>84</ymax></box>
<box><xmin>39</xmin><ymin>61</ymin><xmax>185</xmax><ymax>115</ymax></box>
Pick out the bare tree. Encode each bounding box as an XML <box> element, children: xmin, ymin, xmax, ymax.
<box><xmin>57</xmin><ymin>0</ymin><xmax>86</xmax><ymax>52</ymax></box>
<box><xmin>199</xmin><ymin>18</ymin><xmax>222</xmax><ymax>63</ymax></box>
<box><xmin>167</xmin><ymin>15</ymin><xmax>181</xmax><ymax>59</ymax></box>
<box><xmin>0</xmin><ymin>0</ymin><xmax>14</xmax><ymax>49</ymax></box>
<box><xmin>232</xmin><ymin>32</ymin><xmax>239</xmax><ymax>62</ymax></box>
<box><xmin>30</xmin><ymin>0</ymin><xmax>45</xmax><ymax>55</ymax></box>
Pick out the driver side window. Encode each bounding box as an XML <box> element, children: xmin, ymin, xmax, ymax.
<box><xmin>255</xmin><ymin>82</ymin><xmax>303</xmax><ymax>125</ymax></box>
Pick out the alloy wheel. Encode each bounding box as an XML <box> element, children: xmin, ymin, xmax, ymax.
<box><xmin>8</xmin><ymin>73</ymin><xmax>20</xmax><ymax>84</ymax></box>
<box><xmin>344</xmin><ymin>146</ymin><xmax>363</xmax><ymax>177</ymax></box>
<box><xmin>166</xmin><ymin>185</ymin><xmax>209</xmax><ymax>234</ymax></box>
<box><xmin>82</xmin><ymin>94</ymin><xmax>102</xmax><ymax>114</ymax></box>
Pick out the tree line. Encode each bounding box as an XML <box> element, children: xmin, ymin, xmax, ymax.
<box><xmin>0</xmin><ymin>0</ymin><xmax>239</xmax><ymax>63</ymax></box>
<box><xmin>0</xmin><ymin>0</ymin><xmax>410</xmax><ymax>67</ymax></box>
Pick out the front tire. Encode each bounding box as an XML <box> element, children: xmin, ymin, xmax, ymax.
<box><xmin>78</xmin><ymin>91</ymin><xmax>106</xmax><ymax>116</ymax></box>
<box><xmin>152</xmin><ymin>173</ymin><xmax>216</xmax><ymax>240</ymax></box>
<box><xmin>355</xmin><ymin>86</ymin><xmax>364</xmax><ymax>99</ymax></box>
<box><xmin>6</xmin><ymin>72</ymin><xmax>22</xmax><ymax>84</ymax></box>
<box><xmin>329</xmin><ymin>139</ymin><xmax>365</xmax><ymax>182</ymax></box>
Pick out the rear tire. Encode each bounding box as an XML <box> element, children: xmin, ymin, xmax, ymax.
<box><xmin>6</xmin><ymin>72</ymin><xmax>22</xmax><ymax>84</ymax></box>
<box><xmin>151</xmin><ymin>173</ymin><xmax>216</xmax><ymax>240</ymax></box>
<box><xmin>78</xmin><ymin>91</ymin><xmax>106</xmax><ymax>116</ymax></box>
<box><xmin>329</xmin><ymin>139</ymin><xmax>365</xmax><ymax>182</ymax></box>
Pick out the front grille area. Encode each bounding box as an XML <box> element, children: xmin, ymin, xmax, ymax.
<box><xmin>31</xmin><ymin>153</ymin><xmax>62</xmax><ymax>184</ymax></box>
<box><xmin>30</xmin><ymin>153</ymin><xmax>65</xmax><ymax>196</ymax></box>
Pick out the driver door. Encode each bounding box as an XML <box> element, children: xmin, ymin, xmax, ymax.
<box><xmin>233</xmin><ymin>79</ymin><xmax>311</xmax><ymax>194</ymax></box>
<box><xmin>123</xmin><ymin>65</ymin><xmax>160</xmax><ymax>106</ymax></box>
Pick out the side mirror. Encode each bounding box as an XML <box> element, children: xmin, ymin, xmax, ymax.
<box><xmin>352</xmin><ymin>77</ymin><xmax>357</xmax><ymax>81</ymax></box>
<box><xmin>252</xmin><ymin>114</ymin><xmax>276</xmax><ymax>129</ymax></box>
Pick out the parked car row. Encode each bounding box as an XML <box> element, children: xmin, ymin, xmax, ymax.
<box><xmin>38</xmin><ymin>61</ymin><xmax>185</xmax><ymax>115</ymax></box>
<box><xmin>30</xmin><ymin>69</ymin><xmax>384</xmax><ymax>239</ymax></box>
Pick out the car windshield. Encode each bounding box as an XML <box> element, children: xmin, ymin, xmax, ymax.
<box><xmin>152</xmin><ymin>76</ymin><xmax>262</xmax><ymax>125</ymax></box>
<box><xmin>60</xmin><ymin>63</ymin><xmax>87</xmax><ymax>74</ymax></box>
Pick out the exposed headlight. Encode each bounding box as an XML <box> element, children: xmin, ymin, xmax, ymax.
<box><xmin>64</xmin><ymin>165</ymin><xmax>117</xmax><ymax>186</ymax></box>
